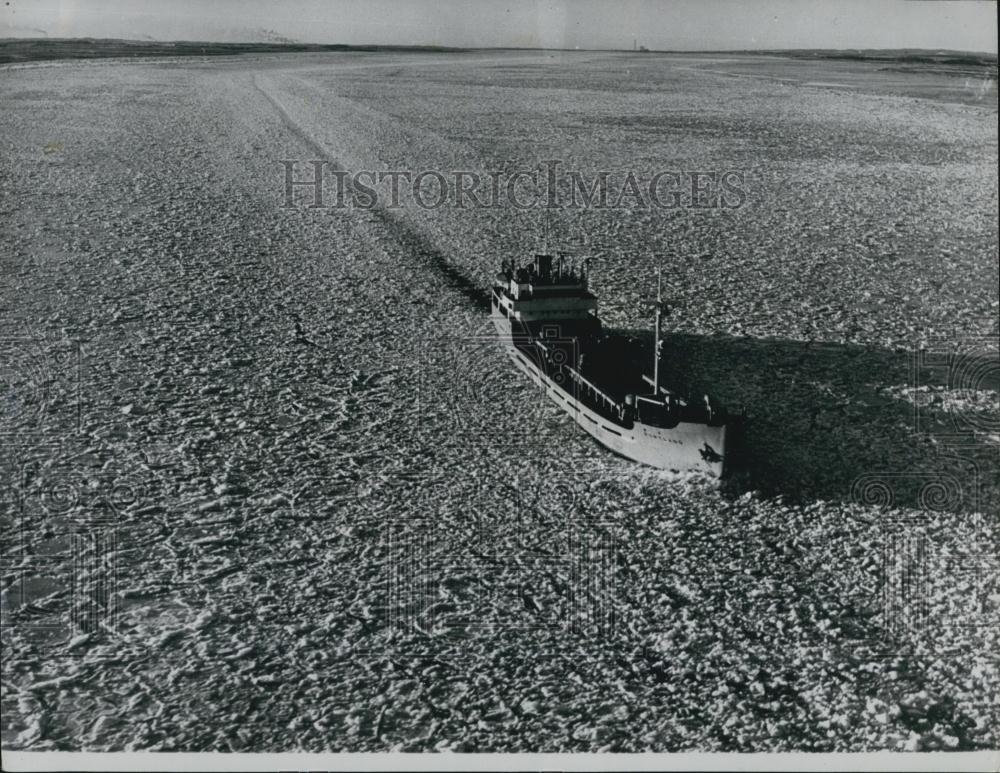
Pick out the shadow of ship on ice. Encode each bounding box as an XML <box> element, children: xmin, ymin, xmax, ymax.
<box><xmin>616</xmin><ymin>328</ymin><xmax>998</xmax><ymax>514</ymax></box>
<box><xmin>381</xmin><ymin>211</ymin><xmax>995</xmax><ymax>513</ymax></box>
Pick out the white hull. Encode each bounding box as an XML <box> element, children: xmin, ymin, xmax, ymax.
<box><xmin>491</xmin><ymin>311</ymin><xmax>727</xmax><ymax>477</ymax></box>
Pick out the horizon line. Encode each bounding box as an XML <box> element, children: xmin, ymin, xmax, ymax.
<box><xmin>0</xmin><ymin>36</ymin><xmax>997</xmax><ymax>58</ymax></box>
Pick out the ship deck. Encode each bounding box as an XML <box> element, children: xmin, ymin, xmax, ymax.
<box><xmin>509</xmin><ymin>319</ymin><xmax>726</xmax><ymax>427</ymax></box>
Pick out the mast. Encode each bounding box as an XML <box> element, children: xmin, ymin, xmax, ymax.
<box><xmin>653</xmin><ymin>268</ymin><xmax>662</xmax><ymax>395</ymax></box>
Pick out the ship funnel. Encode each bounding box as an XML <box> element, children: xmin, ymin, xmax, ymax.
<box><xmin>535</xmin><ymin>254</ymin><xmax>553</xmax><ymax>280</ymax></box>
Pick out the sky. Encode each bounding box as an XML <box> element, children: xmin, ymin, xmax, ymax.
<box><xmin>1</xmin><ymin>0</ymin><xmax>997</xmax><ymax>53</ymax></box>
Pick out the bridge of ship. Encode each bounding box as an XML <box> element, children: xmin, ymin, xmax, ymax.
<box><xmin>492</xmin><ymin>254</ymin><xmax>597</xmax><ymax>318</ymax></box>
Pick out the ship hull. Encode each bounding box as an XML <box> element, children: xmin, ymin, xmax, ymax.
<box><xmin>491</xmin><ymin>310</ymin><xmax>727</xmax><ymax>477</ymax></box>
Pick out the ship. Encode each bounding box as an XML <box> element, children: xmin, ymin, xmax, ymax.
<box><xmin>490</xmin><ymin>253</ymin><xmax>732</xmax><ymax>477</ymax></box>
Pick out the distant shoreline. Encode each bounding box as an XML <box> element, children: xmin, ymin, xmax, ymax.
<box><xmin>0</xmin><ymin>38</ymin><xmax>996</xmax><ymax>69</ymax></box>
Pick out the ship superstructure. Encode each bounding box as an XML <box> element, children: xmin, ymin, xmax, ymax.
<box><xmin>490</xmin><ymin>254</ymin><xmax>730</xmax><ymax>476</ymax></box>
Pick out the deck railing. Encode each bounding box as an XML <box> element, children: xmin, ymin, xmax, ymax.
<box><xmin>564</xmin><ymin>365</ymin><xmax>622</xmax><ymax>415</ymax></box>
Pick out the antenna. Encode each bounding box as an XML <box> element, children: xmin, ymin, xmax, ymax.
<box><xmin>542</xmin><ymin>207</ymin><xmax>550</xmax><ymax>255</ymax></box>
<box><xmin>653</xmin><ymin>266</ymin><xmax>662</xmax><ymax>395</ymax></box>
